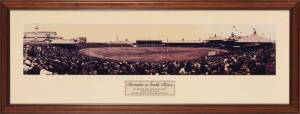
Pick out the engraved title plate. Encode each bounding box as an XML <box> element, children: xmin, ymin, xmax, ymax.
<box><xmin>125</xmin><ymin>80</ymin><xmax>175</xmax><ymax>96</ymax></box>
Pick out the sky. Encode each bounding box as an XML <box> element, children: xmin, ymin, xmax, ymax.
<box><xmin>25</xmin><ymin>24</ymin><xmax>275</xmax><ymax>43</ymax></box>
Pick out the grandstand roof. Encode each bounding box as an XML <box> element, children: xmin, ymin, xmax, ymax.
<box><xmin>50</xmin><ymin>39</ymin><xmax>77</xmax><ymax>44</ymax></box>
<box><xmin>164</xmin><ymin>40</ymin><xmax>202</xmax><ymax>43</ymax></box>
<box><xmin>136</xmin><ymin>40</ymin><xmax>162</xmax><ymax>41</ymax></box>
<box><xmin>205</xmin><ymin>36</ymin><xmax>226</xmax><ymax>41</ymax></box>
<box><xmin>236</xmin><ymin>35</ymin><xmax>273</xmax><ymax>43</ymax></box>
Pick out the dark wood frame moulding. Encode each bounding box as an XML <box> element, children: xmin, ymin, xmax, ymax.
<box><xmin>0</xmin><ymin>0</ymin><xmax>299</xmax><ymax>113</ymax></box>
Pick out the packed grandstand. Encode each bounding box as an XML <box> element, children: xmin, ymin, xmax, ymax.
<box><xmin>23</xmin><ymin>28</ymin><xmax>276</xmax><ymax>75</ymax></box>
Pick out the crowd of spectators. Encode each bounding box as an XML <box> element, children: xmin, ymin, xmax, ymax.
<box><xmin>23</xmin><ymin>44</ymin><xmax>275</xmax><ymax>75</ymax></box>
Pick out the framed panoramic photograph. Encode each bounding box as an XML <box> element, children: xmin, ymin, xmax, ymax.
<box><xmin>0</xmin><ymin>0</ymin><xmax>299</xmax><ymax>113</ymax></box>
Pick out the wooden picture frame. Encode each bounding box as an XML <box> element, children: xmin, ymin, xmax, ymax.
<box><xmin>0</xmin><ymin>0</ymin><xmax>299</xmax><ymax>113</ymax></box>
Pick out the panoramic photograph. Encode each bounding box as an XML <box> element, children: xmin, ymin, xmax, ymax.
<box><xmin>23</xmin><ymin>24</ymin><xmax>276</xmax><ymax>75</ymax></box>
